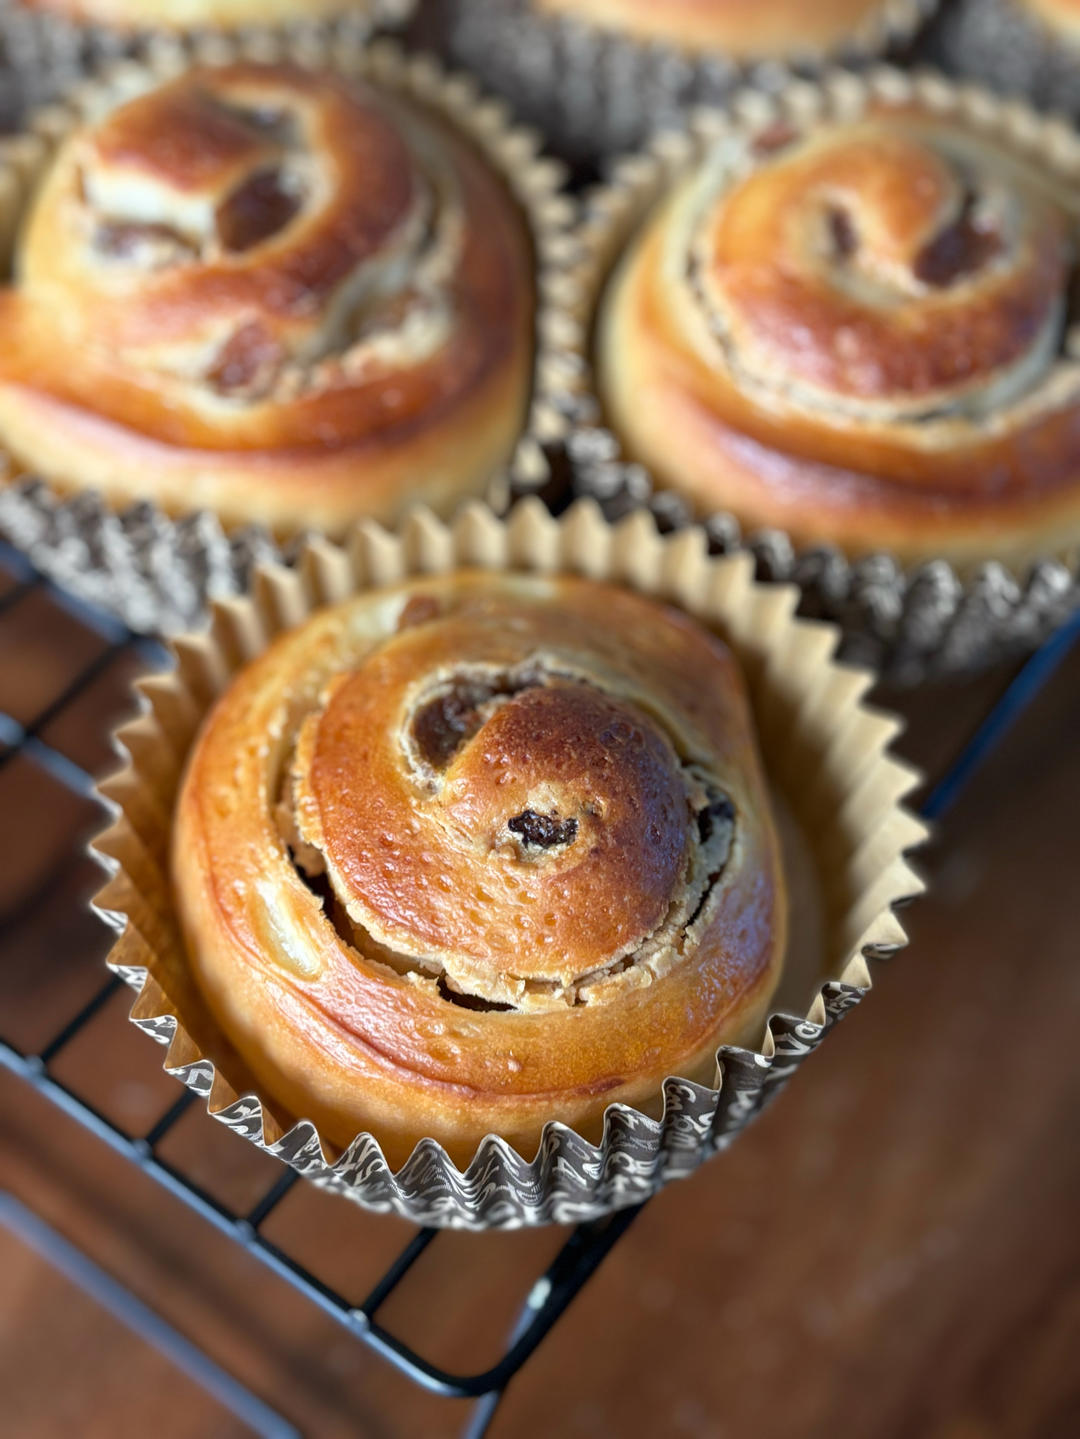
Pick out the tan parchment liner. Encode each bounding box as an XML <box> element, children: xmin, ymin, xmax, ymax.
<box><xmin>91</xmin><ymin>501</ymin><xmax>926</xmax><ymax>1229</ymax></box>
<box><xmin>434</xmin><ymin>0</ymin><xmax>939</xmax><ymax>164</ymax></box>
<box><xmin>0</xmin><ymin>35</ymin><xmax>575</xmax><ymax>632</ymax></box>
<box><xmin>531</xmin><ymin>66</ymin><xmax>1080</xmax><ymax>680</ymax></box>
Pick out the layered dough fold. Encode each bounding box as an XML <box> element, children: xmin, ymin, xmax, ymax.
<box><xmin>0</xmin><ymin>61</ymin><xmax>535</xmax><ymax>532</ymax></box>
<box><xmin>174</xmin><ymin>573</ymin><xmax>786</xmax><ymax>1164</ymax></box>
<box><xmin>597</xmin><ymin>102</ymin><xmax>1080</xmax><ymax>565</ymax></box>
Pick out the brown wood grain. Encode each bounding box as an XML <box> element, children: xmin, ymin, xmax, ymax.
<box><xmin>1</xmin><ymin>584</ymin><xmax>1078</xmax><ymax>1439</ymax></box>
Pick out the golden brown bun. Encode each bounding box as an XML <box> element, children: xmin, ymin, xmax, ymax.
<box><xmin>173</xmin><ymin>572</ymin><xmax>786</xmax><ymax>1166</ymax></box>
<box><xmin>536</xmin><ymin>0</ymin><xmax>891</xmax><ymax>57</ymax></box>
<box><xmin>596</xmin><ymin>103</ymin><xmax>1080</xmax><ymax>567</ymax></box>
<box><xmin>16</xmin><ymin>0</ymin><xmax>375</xmax><ymax>29</ymax></box>
<box><xmin>0</xmin><ymin>62</ymin><xmax>535</xmax><ymax>534</ymax></box>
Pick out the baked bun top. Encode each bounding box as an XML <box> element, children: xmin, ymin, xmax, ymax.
<box><xmin>536</xmin><ymin>0</ymin><xmax>899</xmax><ymax>57</ymax></box>
<box><xmin>0</xmin><ymin>60</ymin><xmax>537</xmax><ymax>531</ymax></box>
<box><xmin>690</xmin><ymin>115</ymin><xmax>1068</xmax><ymax>426</ymax></box>
<box><xmin>173</xmin><ymin>572</ymin><xmax>786</xmax><ymax>1160</ymax></box>
<box><xmin>14</xmin><ymin>0</ymin><xmax>393</xmax><ymax>30</ymax></box>
<box><xmin>593</xmin><ymin>84</ymin><xmax>1080</xmax><ymax>565</ymax></box>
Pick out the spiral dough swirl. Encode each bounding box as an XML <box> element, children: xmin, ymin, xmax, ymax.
<box><xmin>596</xmin><ymin>94</ymin><xmax>1080</xmax><ymax>566</ymax></box>
<box><xmin>691</xmin><ymin>120</ymin><xmax>1068</xmax><ymax>422</ymax></box>
<box><xmin>0</xmin><ymin>61</ymin><xmax>536</xmax><ymax>531</ymax></box>
<box><xmin>173</xmin><ymin>573</ymin><xmax>785</xmax><ymax>1163</ymax></box>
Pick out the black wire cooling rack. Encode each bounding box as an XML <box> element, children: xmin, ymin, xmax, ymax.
<box><xmin>2</xmin><ymin>535</ymin><xmax>1078</xmax><ymax>1439</ymax></box>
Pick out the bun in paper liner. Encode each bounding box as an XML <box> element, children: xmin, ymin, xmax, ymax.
<box><xmin>91</xmin><ymin>501</ymin><xmax>927</xmax><ymax>1229</ymax></box>
<box><xmin>532</xmin><ymin>67</ymin><xmax>1080</xmax><ymax>681</ymax></box>
<box><xmin>0</xmin><ymin>36</ymin><xmax>574</xmax><ymax>633</ymax></box>
<box><xmin>430</xmin><ymin>0</ymin><xmax>937</xmax><ymax>166</ymax></box>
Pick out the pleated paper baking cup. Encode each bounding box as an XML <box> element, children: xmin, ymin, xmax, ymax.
<box><xmin>90</xmin><ymin>501</ymin><xmax>926</xmax><ymax>1229</ymax></box>
<box><xmin>923</xmin><ymin>0</ymin><xmax>1080</xmax><ymax>118</ymax></box>
<box><xmin>0</xmin><ymin>1</ymin><xmax>417</xmax><ymax>122</ymax></box>
<box><xmin>0</xmin><ymin>36</ymin><xmax>575</xmax><ymax>634</ymax></box>
<box><xmin>531</xmin><ymin>67</ymin><xmax>1080</xmax><ymax>682</ymax></box>
<box><xmin>430</xmin><ymin>0</ymin><xmax>938</xmax><ymax>167</ymax></box>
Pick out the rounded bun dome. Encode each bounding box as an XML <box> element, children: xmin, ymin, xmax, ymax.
<box><xmin>0</xmin><ymin>59</ymin><xmax>537</xmax><ymax>532</ymax></box>
<box><xmin>595</xmin><ymin>84</ymin><xmax>1080</xmax><ymax>567</ymax></box>
<box><xmin>173</xmin><ymin>572</ymin><xmax>786</xmax><ymax>1165</ymax></box>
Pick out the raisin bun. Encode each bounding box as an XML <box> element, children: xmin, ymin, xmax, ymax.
<box><xmin>13</xmin><ymin>0</ymin><xmax>398</xmax><ymax>29</ymax></box>
<box><xmin>536</xmin><ymin>0</ymin><xmax>908</xmax><ymax>58</ymax></box>
<box><xmin>594</xmin><ymin>86</ymin><xmax>1080</xmax><ymax>568</ymax></box>
<box><xmin>173</xmin><ymin>572</ymin><xmax>786</xmax><ymax>1166</ymax></box>
<box><xmin>0</xmin><ymin>59</ymin><xmax>537</xmax><ymax>533</ymax></box>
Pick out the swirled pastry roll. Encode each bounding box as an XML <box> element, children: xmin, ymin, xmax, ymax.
<box><xmin>596</xmin><ymin>97</ymin><xmax>1080</xmax><ymax>566</ymax></box>
<box><xmin>537</xmin><ymin>0</ymin><xmax>903</xmax><ymax>58</ymax></box>
<box><xmin>14</xmin><ymin>0</ymin><xmax>396</xmax><ymax>30</ymax></box>
<box><xmin>0</xmin><ymin>60</ymin><xmax>536</xmax><ymax>532</ymax></box>
<box><xmin>173</xmin><ymin>573</ymin><xmax>786</xmax><ymax>1165</ymax></box>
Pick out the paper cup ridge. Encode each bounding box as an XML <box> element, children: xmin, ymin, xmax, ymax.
<box><xmin>528</xmin><ymin>65</ymin><xmax>1080</xmax><ymax>681</ymax></box>
<box><xmin>0</xmin><ymin>35</ymin><xmax>574</xmax><ymax>633</ymax></box>
<box><xmin>91</xmin><ymin>500</ymin><xmax>927</xmax><ymax>1229</ymax></box>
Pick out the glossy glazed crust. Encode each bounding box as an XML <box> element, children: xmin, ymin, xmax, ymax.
<box><xmin>17</xmin><ymin>0</ymin><xmax>373</xmax><ymax>27</ymax></box>
<box><xmin>172</xmin><ymin>573</ymin><xmax>786</xmax><ymax>1166</ymax></box>
<box><xmin>596</xmin><ymin>102</ymin><xmax>1080</xmax><ymax>567</ymax></box>
<box><xmin>536</xmin><ymin>0</ymin><xmax>889</xmax><ymax>56</ymax></box>
<box><xmin>0</xmin><ymin>63</ymin><xmax>535</xmax><ymax>534</ymax></box>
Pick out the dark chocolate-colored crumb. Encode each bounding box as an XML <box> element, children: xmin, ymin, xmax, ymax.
<box><xmin>217</xmin><ymin>168</ymin><xmax>302</xmax><ymax>252</ymax></box>
<box><xmin>828</xmin><ymin>206</ymin><xmax>857</xmax><ymax>262</ymax></box>
<box><xmin>412</xmin><ymin>683</ymin><xmax>497</xmax><ymax>769</ymax></box>
<box><xmin>411</xmin><ymin>673</ymin><xmax>548</xmax><ymax>769</ymax></box>
<box><xmin>914</xmin><ymin>198</ymin><xmax>1002</xmax><ymax>288</ymax></box>
<box><xmin>696</xmin><ymin>795</ymin><xmax>735</xmax><ymax>845</ymax></box>
<box><xmin>508</xmin><ymin>809</ymin><xmax>579</xmax><ymax>849</ymax></box>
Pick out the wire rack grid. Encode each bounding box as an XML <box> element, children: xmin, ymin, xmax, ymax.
<box><xmin>1</xmin><ymin>537</ymin><xmax>1078</xmax><ymax>1438</ymax></box>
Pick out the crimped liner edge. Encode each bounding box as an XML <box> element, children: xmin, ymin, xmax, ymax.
<box><xmin>533</xmin><ymin>64</ymin><xmax>1080</xmax><ymax>678</ymax></box>
<box><xmin>0</xmin><ymin>33</ymin><xmax>576</xmax><ymax>630</ymax></box>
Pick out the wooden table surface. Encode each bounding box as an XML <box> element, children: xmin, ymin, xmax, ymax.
<box><xmin>1</xmin><ymin>567</ymin><xmax>1078</xmax><ymax>1439</ymax></box>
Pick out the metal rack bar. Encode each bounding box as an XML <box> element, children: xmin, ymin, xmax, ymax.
<box><xmin>139</xmin><ymin>1088</ymin><xmax>199</xmax><ymax>1151</ymax></box>
<box><xmin>358</xmin><ymin>1227</ymin><xmax>440</xmax><ymax>1317</ymax></box>
<box><xmin>2</xmin><ymin>543</ymin><xmax>1078</xmax><ymax>1438</ymax></box>
<box><xmin>0</xmin><ymin>1193</ymin><xmax>299</xmax><ymax>1439</ymax></box>
<box><xmin>0</xmin><ymin>725</ymin><xmax>103</xmax><ymax>800</ymax></box>
<box><xmin>921</xmin><ymin>603</ymin><xmax>1080</xmax><ymax>823</ymax></box>
<box><xmin>35</xmin><ymin>975</ymin><xmax>122</xmax><ymax>1065</ymax></box>
<box><xmin>243</xmin><ymin>1167</ymin><xmax>300</xmax><ymax>1230</ymax></box>
<box><xmin>0</xmin><ymin>1030</ymin><xmax>640</xmax><ymax>1402</ymax></box>
<box><xmin>0</xmin><ymin>641</ymin><xmax>126</xmax><ymax>756</ymax></box>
